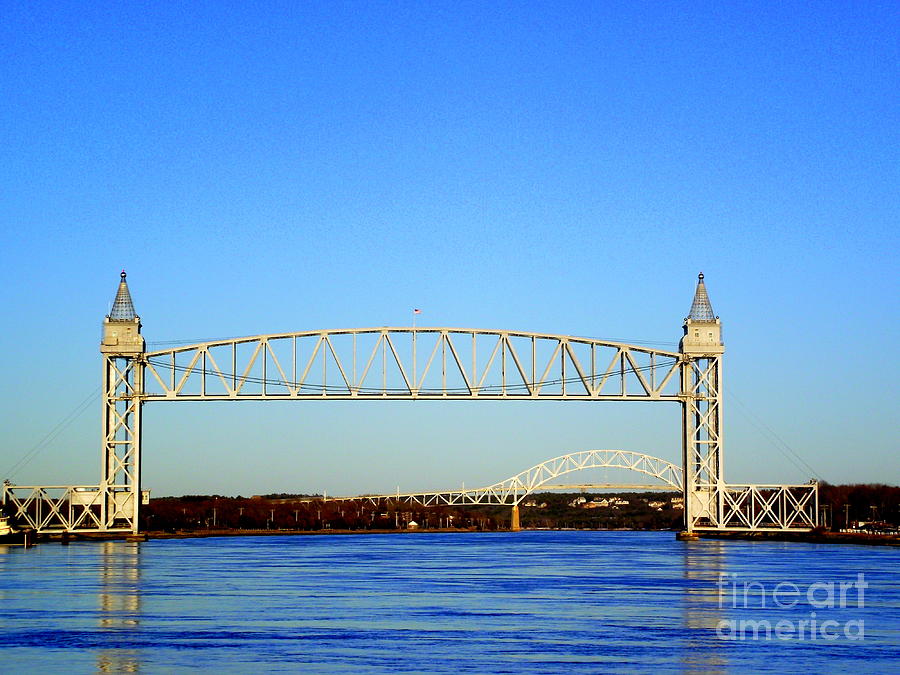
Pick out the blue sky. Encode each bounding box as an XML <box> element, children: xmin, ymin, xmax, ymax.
<box><xmin>1</xmin><ymin>2</ymin><xmax>897</xmax><ymax>496</ymax></box>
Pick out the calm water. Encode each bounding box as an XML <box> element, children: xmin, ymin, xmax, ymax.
<box><xmin>0</xmin><ymin>531</ymin><xmax>897</xmax><ymax>673</ymax></box>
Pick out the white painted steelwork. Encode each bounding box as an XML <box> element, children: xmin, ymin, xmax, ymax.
<box><xmin>320</xmin><ymin>449</ymin><xmax>683</xmax><ymax>506</ymax></box>
<box><xmin>1</xmin><ymin>273</ymin><xmax>818</xmax><ymax>534</ymax></box>
<box><xmin>141</xmin><ymin>329</ymin><xmax>683</xmax><ymax>401</ymax></box>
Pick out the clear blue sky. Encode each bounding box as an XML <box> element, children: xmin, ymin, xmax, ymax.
<box><xmin>1</xmin><ymin>2</ymin><xmax>897</xmax><ymax>496</ymax></box>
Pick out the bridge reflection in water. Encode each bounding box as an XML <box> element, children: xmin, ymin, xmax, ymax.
<box><xmin>72</xmin><ymin>534</ymin><xmax>733</xmax><ymax>673</ymax></box>
<box><xmin>97</xmin><ymin>542</ymin><xmax>141</xmax><ymax>673</ymax></box>
<box><xmin>681</xmin><ymin>540</ymin><xmax>728</xmax><ymax>674</ymax></box>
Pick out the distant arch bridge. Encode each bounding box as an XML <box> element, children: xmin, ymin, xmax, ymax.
<box><xmin>322</xmin><ymin>449</ymin><xmax>683</xmax><ymax>507</ymax></box>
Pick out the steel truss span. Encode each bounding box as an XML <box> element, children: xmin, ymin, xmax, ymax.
<box><xmin>142</xmin><ymin>329</ymin><xmax>683</xmax><ymax>401</ymax></box>
<box><xmin>324</xmin><ymin>449</ymin><xmax>684</xmax><ymax>507</ymax></box>
<box><xmin>1</xmin><ymin>273</ymin><xmax>820</xmax><ymax>535</ymax></box>
<box><xmin>711</xmin><ymin>483</ymin><xmax>819</xmax><ymax>531</ymax></box>
<box><xmin>1</xmin><ymin>486</ymin><xmax>105</xmax><ymax>533</ymax></box>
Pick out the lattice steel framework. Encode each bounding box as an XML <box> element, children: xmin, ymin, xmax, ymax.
<box><xmin>323</xmin><ymin>449</ymin><xmax>684</xmax><ymax>507</ymax></box>
<box><xmin>140</xmin><ymin>329</ymin><xmax>683</xmax><ymax>401</ymax></box>
<box><xmin>313</xmin><ymin>448</ymin><xmax>816</xmax><ymax>532</ymax></box>
<box><xmin>682</xmin><ymin>356</ymin><xmax>724</xmax><ymax>529</ymax></box>
<box><xmin>719</xmin><ymin>484</ymin><xmax>818</xmax><ymax>530</ymax></box>
<box><xmin>1</xmin><ymin>273</ymin><xmax>818</xmax><ymax>534</ymax></box>
<box><xmin>679</xmin><ymin>273</ymin><xmax>726</xmax><ymax>532</ymax></box>
<box><xmin>99</xmin><ymin>355</ymin><xmax>143</xmax><ymax>531</ymax></box>
<box><xmin>3</xmin><ymin>364</ymin><xmax>147</xmax><ymax>533</ymax></box>
<box><xmin>2</xmin><ymin>485</ymin><xmax>104</xmax><ymax>532</ymax></box>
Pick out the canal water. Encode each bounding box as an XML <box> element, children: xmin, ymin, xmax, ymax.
<box><xmin>0</xmin><ymin>531</ymin><xmax>897</xmax><ymax>673</ymax></box>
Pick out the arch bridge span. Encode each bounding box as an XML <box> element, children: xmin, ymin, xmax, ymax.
<box><xmin>323</xmin><ymin>450</ymin><xmax>684</xmax><ymax>507</ymax></box>
<box><xmin>142</xmin><ymin>328</ymin><xmax>683</xmax><ymax>400</ymax></box>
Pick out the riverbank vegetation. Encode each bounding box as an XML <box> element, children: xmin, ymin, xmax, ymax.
<box><xmin>141</xmin><ymin>490</ymin><xmax>686</xmax><ymax>533</ymax></box>
<box><xmin>139</xmin><ymin>483</ymin><xmax>899</xmax><ymax>534</ymax></box>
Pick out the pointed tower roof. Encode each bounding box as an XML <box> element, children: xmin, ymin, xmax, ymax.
<box><xmin>687</xmin><ymin>273</ymin><xmax>716</xmax><ymax>321</ymax></box>
<box><xmin>109</xmin><ymin>270</ymin><xmax>138</xmax><ymax>320</ymax></box>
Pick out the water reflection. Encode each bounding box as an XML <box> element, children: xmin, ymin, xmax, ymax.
<box><xmin>680</xmin><ymin>540</ymin><xmax>728</xmax><ymax>674</ymax></box>
<box><xmin>1</xmin><ymin>532</ymin><xmax>891</xmax><ymax>672</ymax></box>
<box><xmin>97</xmin><ymin>541</ymin><xmax>142</xmax><ymax>673</ymax></box>
<box><xmin>0</xmin><ymin>543</ymin><xmax>10</xmax><ymax>604</ymax></box>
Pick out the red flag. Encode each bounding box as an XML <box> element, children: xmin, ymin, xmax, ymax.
<box><xmin>413</xmin><ymin>309</ymin><xmax>422</xmax><ymax>314</ymax></box>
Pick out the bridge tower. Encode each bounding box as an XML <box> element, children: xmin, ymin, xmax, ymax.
<box><xmin>99</xmin><ymin>271</ymin><xmax>145</xmax><ymax>533</ymax></box>
<box><xmin>2</xmin><ymin>270</ymin><xmax>817</xmax><ymax>536</ymax></box>
<box><xmin>679</xmin><ymin>273</ymin><xmax>725</xmax><ymax>533</ymax></box>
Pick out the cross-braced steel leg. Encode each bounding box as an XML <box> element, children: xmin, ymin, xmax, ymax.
<box><xmin>681</xmin><ymin>355</ymin><xmax>724</xmax><ymax>531</ymax></box>
<box><xmin>100</xmin><ymin>355</ymin><xmax>143</xmax><ymax>532</ymax></box>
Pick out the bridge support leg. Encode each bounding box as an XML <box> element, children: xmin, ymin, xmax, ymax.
<box><xmin>680</xmin><ymin>353</ymin><xmax>724</xmax><ymax>533</ymax></box>
<box><xmin>100</xmin><ymin>354</ymin><xmax>144</xmax><ymax>534</ymax></box>
<box><xmin>510</xmin><ymin>504</ymin><xmax>521</xmax><ymax>531</ymax></box>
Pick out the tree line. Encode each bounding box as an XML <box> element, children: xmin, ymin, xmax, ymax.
<box><xmin>140</xmin><ymin>483</ymin><xmax>899</xmax><ymax>533</ymax></box>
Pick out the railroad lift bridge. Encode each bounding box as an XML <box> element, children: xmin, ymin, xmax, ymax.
<box><xmin>2</xmin><ymin>273</ymin><xmax>818</xmax><ymax>536</ymax></box>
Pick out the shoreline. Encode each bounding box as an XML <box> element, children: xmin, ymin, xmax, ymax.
<box><xmin>697</xmin><ymin>530</ymin><xmax>900</xmax><ymax>547</ymax></box>
<box><xmin>37</xmin><ymin>527</ymin><xmax>482</xmax><ymax>543</ymax></box>
<box><xmin>8</xmin><ymin>527</ymin><xmax>895</xmax><ymax>547</ymax></box>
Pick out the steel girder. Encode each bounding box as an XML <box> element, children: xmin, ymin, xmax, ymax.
<box><xmin>698</xmin><ymin>483</ymin><xmax>819</xmax><ymax>531</ymax></box>
<box><xmin>141</xmin><ymin>328</ymin><xmax>683</xmax><ymax>401</ymax></box>
<box><xmin>1</xmin><ymin>485</ymin><xmax>105</xmax><ymax>532</ymax></box>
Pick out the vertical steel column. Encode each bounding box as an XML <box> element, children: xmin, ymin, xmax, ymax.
<box><xmin>679</xmin><ymin>274</ymin><xmax>725</xmax><ymax>535</ymax></box>
<box><xmin>681</xmin><ymin>358</ymin><xmax>695</xmax><ymax>532</ymax></box>
<box><xmin>680</xmin><ymin>355</ymin><xmax>724</xmax><ymax>532</ymax></box>
<box><xmin>99</xmin><ymin>271</ymin><xmax>145</xmax><ymax>533</ymax></box>
<box><xmin>100</xmin><ymin>355</ymin><xmax>143</xmax><ymax>533</ymax></box>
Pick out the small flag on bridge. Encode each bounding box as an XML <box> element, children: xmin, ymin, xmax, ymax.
<box><xmin>414</xmin><ymin>308</ymin><xmax>422</xmax><ymax>314</ymax></box>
